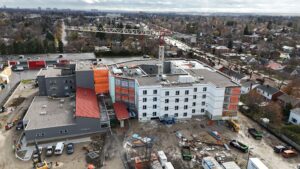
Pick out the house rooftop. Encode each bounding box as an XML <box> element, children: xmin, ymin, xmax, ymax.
<box><xmin>291</xmin><ymin>108</ymin><xmax>300</xmax><ymax>115</ymax></box>
<box><xmin>37</xmin><ymin>67</ymin><xmax>62</xmax><ymax>77</ymax></box>
<box><xmin>23</xmin><ymin>96</ymin><xmax>76</xmax><ymax>130</ymax></box>
<box><xmin>256</xmin><ymin>85</ymin><xmax>279</xmax><ymax>95</ymax></box>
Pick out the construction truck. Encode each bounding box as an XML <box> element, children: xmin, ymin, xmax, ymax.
<box><xmin>248</xmin><ymin>128</ymin><xmax>263</xmax><ymax>140</ymax></box>
<box><xmin>33</xmin><ymin>141</ymin><xmax>52</xmax><ymax>169</ymax></box>
<box><xmin>227</xmin><ymin>119</ymin><xmax>240</xmax><ymax>132</ymax></box>
<box><xmin>181</xmin><ymin>146</ymin><xmax>192</xmax><ymax>161</ymax></box>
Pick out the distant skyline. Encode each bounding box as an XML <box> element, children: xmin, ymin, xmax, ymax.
<box><xmin>1</xmin><ymin>0</ymin><xmax>300</xmax><ymax>14</ymax></box>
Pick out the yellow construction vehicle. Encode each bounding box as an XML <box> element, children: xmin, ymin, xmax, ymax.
<box><xmin>227</xmin><ymin>119</ymin><xmax>240</xmax><ymax>132</ymax></box>
<box><xmin>33</xmin><ymin>141</ymin><xmax>52</xmax><ymax>169</ymax></box>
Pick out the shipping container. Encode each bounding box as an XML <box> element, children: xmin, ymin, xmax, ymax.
<box><xmin>157</xmin><ymin>151</ymin><xmax>167</xmax><ymax>167</ymax></box>
<box><xmin>247</xmin><ymin>158</ymin><xmax>268</xmax><ymax>169</ymax></box>
<box><xmin>164</xmin><ymin>162</ymin><xmax>174</xmax><ymax>169</ymax></box>
<box><xmin>202</xmin><ymin>156</ymin><xmax>223</xmax><ymax>169</ymax></box>
<box><xmin>222</xmin><ymin>161</ymin><xmax>241</xmax><ymax>169</ymax></box>
<box><xmin>28</xmin><ymin>60</ymin><xmax>46</xmax><ymax>70</ymax></box>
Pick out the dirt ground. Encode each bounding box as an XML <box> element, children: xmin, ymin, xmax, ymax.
<box><xmin>119</xmin><ymin>113</ymin><xmax>300</xmax><ymax>169</ymax></box>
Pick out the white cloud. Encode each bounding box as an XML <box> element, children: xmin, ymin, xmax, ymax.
<box><xmin>1</xmin><ymin>0</ymin><xmax>300</xmax><ymax>14</ymax></box>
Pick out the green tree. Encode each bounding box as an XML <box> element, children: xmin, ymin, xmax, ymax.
<box><xmin>227</xmin><ymin>39</ymin><xmax>233</xmax><ymax>49</ymax></box>
<box><xmin>58</xmin><ymin>40</ymin><xmax>64</xmax><ymax>53</ymax></box>
<box><xmin>244</xmin><ymin>25</ymin><xmax>251</xmax><ymax>35</ymax></box>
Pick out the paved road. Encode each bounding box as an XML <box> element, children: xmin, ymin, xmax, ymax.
<box><xmin>0</xmin><ymin>70</ymin><xmax>39</xmax><ymax>106</ymax></box>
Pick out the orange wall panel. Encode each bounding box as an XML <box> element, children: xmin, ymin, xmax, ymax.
<box><xmin>230</xmin><ymin>95</ymin><xmax>239</xmax><ymax>104</ymax></box>
<box><xmin>231</xmin><ymin>87</ymin><xmax>241</xmax><ymax>95</ymax></box>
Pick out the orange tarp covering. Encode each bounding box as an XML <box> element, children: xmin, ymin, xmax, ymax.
<box><xmin>93</xmin><ymin>68</ymin><xmax>109</xmax><ymax>94</ymax></box>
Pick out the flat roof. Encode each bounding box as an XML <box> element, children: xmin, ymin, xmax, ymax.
<box><xmin>185</xmin><ymin>69</ymin><xmax>238</xmax><ymax>87</ymax></box>
<box><xmin>37</xmin><ymin>67</ymin><xmax>62</xmax><ymax>77</ymax></box>
<box><xmin>76</xmin><ymin>87</ymin><xmax>100</xmax><ymax>119</ymax></box>
<box><xmin>23</xmin><ymin>96</ymin><xmax>76</xmax><ymax>130</ymax></box>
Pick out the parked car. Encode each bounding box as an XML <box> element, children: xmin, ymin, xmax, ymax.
<box><xmin>273</xmin><ymin>145</ymin><xmax>288</xmax><ymax>153</ymax></box>
<box><xmin>282</xmin><ymin>149</ymin><xmax>298</xmax><ymax>158</ymax></box>
<box><xmin>181</xmin><ymin>146</ymin><xmax>192</xmax><ymax>161</ymax></box>
<box><xmin>248</xmin><ymin>128</ymin><xmax>263</xmax><ymax>140</ymax></box>
<box><xmin>54</xmin><ymin>142</ymin><xmax>64</xmax><ymax>155</ymax></box>
<box><xmin>229</xmin><ymin>140</ymin><xmax>249</xmax><ymax>153</ymax></box>
<box><xmin>66</xmin><ymin>143</ymin><xmax>74</xmax><ymax>154</ymax></box>
<box><xmin>46</xmin><ymin>146</ymin><xmax>54</xmax><ymax>157</ymax></box>
<box><xmin>5</xmin><ymin>122</ymin><xmax>14</xmax><ymax>130</ymax></box>
<box><xmin>16</xmin><ymin>121</ymin><xmax>24</xmax><ymax>130</ymax></box>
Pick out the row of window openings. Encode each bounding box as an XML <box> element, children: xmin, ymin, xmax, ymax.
<box><xmin>142</xmin><ymin>102</ymin><xmax>205</xmax><ymax>110</ymax></box>
<box><xmin>36</xmin><ymin>130</ymin><xmax>68</xmax><ymax>137</ymax></box>
<box><xmin>142</xmin><ymin>95</ymin><xmax>206</xmax><ymax>103</ymax></box>
<box><xmin>142</xmin><ymin>109</ymin><xmax>205</xmax><ymax>117</ymax></box>
<box><xmin>50</xmin><ymin>80</ymin><xmax>74</xmax><ymax>85</ymax></box>
<box><xmin>142</xmin><ymin>87</ymin><xmax>207</xmax><ymax>95</ymax></box>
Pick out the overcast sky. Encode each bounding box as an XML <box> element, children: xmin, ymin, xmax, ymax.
<box><xmin>1</xmin><ymin>0</ymin><xmax>300</xmax><ymax>14</ymax></box>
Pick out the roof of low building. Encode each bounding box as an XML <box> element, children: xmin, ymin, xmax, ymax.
<box><xmin>291</xmin><ymin>108</ymin><xmax>300</xmax><ymax>115</ymax></box>
<box><xmin>23</xmin><ymin>96</ymin><xmax>76</xmax><ymax>130</ymax></box>
<box><xmin>76</xmin><ymin>87</ymin><xmax>100</xmax><ymax>119</ymax></box>
<box><xmin>278</xmin><ymin>94</ymin><xmax>300</xmax><ymax>107</ymax></box>
<box><xmin>37</xmin><ymin>67</ymin><xmax>62</xmax><ymax>77</ymax></box>
<box><xmin>256</xmin><ymin>85</ymin><xmax>280</xmax><ymax>95</ymax></box>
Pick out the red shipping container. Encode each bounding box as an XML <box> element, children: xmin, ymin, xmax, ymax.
<box><xmin>28</xmin><ymin>60</ymin><xmax>46</xmax><ymax>69</ymax></box>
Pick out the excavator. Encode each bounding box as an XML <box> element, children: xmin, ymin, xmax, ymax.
<box><xmin>227</xmin><ymin>119</ymin><xmax>240</xmax><ymax>132</ymax></box>
<box><xmin>33</xmin><ymin>140</ymin><xmax>52</xmax><ymax>169</ymax></box>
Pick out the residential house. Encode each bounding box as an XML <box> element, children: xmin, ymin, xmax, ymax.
<box><xmin>266</xmin><ymin>61</ymin><xmax>285</xmax><ymax>71</ymax></box>
<box><xmin>256</xmin><ymin>85</ymin><xmax>283</xmax><ymax>100</ymax></box>
<box><xmin>240</xmin><ymin>80</ymin><xmax>259</xmax><ymax>94</ymax></box>
<box><xmin>277</xmin><ymin>94</ymin><xmax>300</xmax><ymax>108</ymax></box>
<box><xmin>219</xmin><ymin>67</ymin><xmax>248</xmax><ymax>84</ymax></box>
<box><xmin>288</xmin><ymin>108</ymin><xmax>300</xmax><ymax>125</ymax></box>
<box><xmin>214</xmin><ymin>46</ymin><xmax>230</xmax><ymax>55</ymax></box>
<box><xmin>283</xmin><ymin>45</ymin><xmax>294</xmax><ymax>54</ymax></box>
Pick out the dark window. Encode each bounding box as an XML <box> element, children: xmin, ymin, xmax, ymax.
<box><xmin>143</xmin><ymin>113</ymin><xmax>147</xmax><ymax>117</ymax></box>
<box><xmin>153</xmin><ymin>105</ymin><xmax>157</xmax><ymax>109</ymax></box>
<box><xmin>185</xmin><ymin>90</ymin><xmax>189</xmax><ymax>95</ymax></box>
<box><xmin>184</xmin><ymin>98</ymin><xmax>188</xmax><ymax>102</ymax></box>
<box><xmin>183</xmin><ymin>113</ymin><xmax>187</xmax><ymax>117</ymax></box>
<box><xmin>194</xmin><ymin>88</ymin><xmax>197</xmax><ymax>92</ymax></box>
<box><xmin>175</xmin><ymin>106</ymin><xmax>179</xmax><ymax>110</ymax></box>
<box><xmin>176</xmin><ymin>91</ymin><xmax>180</xmax><ymax>95</ymax></box>
<box><xmin>202</xmin><ymin>102</ymin><xmax>205</xmax><ymax>106</ymax></box>
<box><xmin>292</xmin><ymin>118</ymin><xmax>297</xmax><ymax>123</ymax></box>
<box><xmin>202</xmin><ymin>94</ymin><xmax>206</xmax><ymax>99</ymax></box>
<box><xmin>184</xmin><ymin>105</ymin><xmax>188</xmax><ymax>109</ymax></box>
<box><xmin>165</xmin><ymin>91</ymin><xmax>170</xmax><ymax>96</ymax></box>
<box><xmin>153</xmin><ymin>97</ymin><xmax>157</xmax><ymax>102</ymax></box>
<box><xmin>143</xmin><ymin>90</ymin><xmax>147</xmax><ymax>95</ymax></box>
<box><xmin>193</xmin><ymin>95</ymin><xmax>197</xmax><ymax>99</ymax></box>
<box><xmin>143</xmin><ymin>105</ymin><xmax>147</xmax><ymax>109</ymax></box>
<box><xmin>174</xmin><ymin>113</ymin><xmax>178</xmax><ymax>117</ymax></box>
<box><xmin>153</xmin><ymin>112</ymin><xmax>157</xmax><ymax>116</ymax></box>
<box><xmin>203</xmin><ymin>87</ymin><xmax>207</xmax><ymax>91</ymax></box>
<box><xmin>153</xmin><ymin>90</ymin><xmax>157</xmax><ymax>94</ymax></box>
<box><xmin>193</xmin><ymin>102</ymin><xmax>196</xmax><ymax>106</ymax></box>
<box><xmin>143</xmin><ymin>98</ymin><xmax>147</xmax><ymax>102</ymax></box>
<box><xmin>201</xmin><ymin>109</ymin><xmax>205</xmax><ymax>113</ymax></box>
<box><xmin>165</xmin><ymin>106</ymin><xmax>169</xmax><ymax>111</ymax></box>
<box><xmin>192</xmin><ymin>109</ymin><xmax>195</xmax><ymax>113</ymax></box>
<box><xmin>175</xmin><ymin>98</ymin><xmax>179</xmax><ymax>103</ymax></box>
<box><xmin>165</xmin><ymin>99</ymin><xmax>169</xmax><ymax>103</ymax></box>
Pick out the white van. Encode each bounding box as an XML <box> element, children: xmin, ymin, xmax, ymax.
<box><xmin>54</xmin><ymin>142</ymin><xmax>64</xmax><ymax>155</ymax></box>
